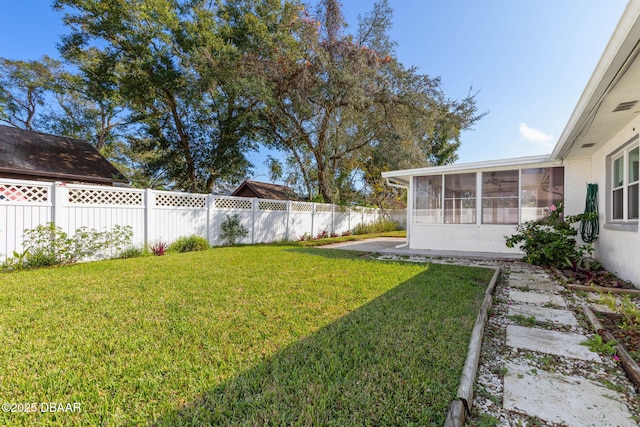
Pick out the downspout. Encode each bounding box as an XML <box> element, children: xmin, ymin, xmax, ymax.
<box><xmin>385</xmin><ymin>177</ymin><xmax>410</xmax><ymax>249</ymax></box>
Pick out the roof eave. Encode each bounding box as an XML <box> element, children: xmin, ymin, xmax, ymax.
<box><xmin>381</xmin><ymin>154</ymin><xmax>555</xmax><ymax>181</ymax></box>
<box><xmin>0</xmin><ymin>167</ymin><xmax>127</xmax><ymax>184</ymax></box>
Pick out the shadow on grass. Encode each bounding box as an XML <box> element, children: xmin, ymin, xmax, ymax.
<box><xmin>155</xmin><ymin>265</ymin><xmax>489</xmax><ymax>426</ymax></box>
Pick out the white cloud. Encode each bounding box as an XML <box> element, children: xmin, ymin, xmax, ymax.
<box><xmin>519</xmin><ymin>123</ymin><xmax>553</xmax><ymax>143</ymax></box>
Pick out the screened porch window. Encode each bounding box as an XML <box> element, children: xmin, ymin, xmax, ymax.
<box><xmin>414</xmin><ymin>175</ymin><xmax>442</xmax><ymax>223</ymax></box>
<box><xmin>521</xmin><ymin>167</ymin><xmax>564</xmax><ymax>221</ymax></box>
<box><xmin>414</xmin><ymin>173</ymin><xmax>476</xmax><ymax>224</ymax></box>
<box><xmin>482</xmin><ymin>170</ymin><xmax>519</xmax><ymax>224</ymax></box>
<box><xmin>444</xmin><ymin>173</ymin><xmax>476</xmax><ymax>223</ymax></box>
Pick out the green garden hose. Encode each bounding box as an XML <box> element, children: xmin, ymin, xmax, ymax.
<box><xmin>580</xmin><ymin>183</ymin><xmax>599</xmax><ymax>243</ymax></box>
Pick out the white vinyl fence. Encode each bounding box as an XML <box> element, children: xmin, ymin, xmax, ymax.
<box><xmin>0</xmin><ymin>178</ymin><xmax>388</xmax><ymax>259</ymax></box>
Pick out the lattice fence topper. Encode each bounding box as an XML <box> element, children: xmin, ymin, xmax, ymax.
<box><xmin>315</xmin><ymin>204</ymin><xmax>333</xmax><ymax>213</ymax></box>
<box><xmin>155</xmin><ymin>193</ymin><xmax>206</xmax><ymax>208</ymax></box>
<box><xmin>0</xmin><ymin>184</ymin><xmax>49</xmax><ymax>203</ymax></box>
<box><xmin>214</xmin><ymin>198</ymin><xmax>252</xmax><ymax>210</ymax></box>
<box><xmin>68</xmin><ymin>188</ymin><xmax>143</xmax><ymax>206</ymax></box>
<box><xmin>291</xmin><ymin>202</ymin><xmax>313</xmax><ymax>212</ymax></box>
<box><xmin>258</xmin><ymin>200</ymin><xmax>287</xmax><ymax>211</ymax></box>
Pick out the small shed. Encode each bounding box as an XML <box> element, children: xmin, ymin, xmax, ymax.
<box><xmin>0</xmin><ymin>125</ymin><xmax>128</xmax><ymax>186</ymax></box>
<box><xmin>231</xmin><ymin>180</ymin><xmax>302</xmax><ymax>201</ymax></box>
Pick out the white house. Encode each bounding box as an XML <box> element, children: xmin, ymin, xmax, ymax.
<box><xmin>382</xmin><ymin>1</ymin><xmax>640</xmax><ymax>285</ymax></box>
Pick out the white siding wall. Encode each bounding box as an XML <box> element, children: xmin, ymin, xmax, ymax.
<box><xmin>583</xmin><ymin>114</ymin><xmax>640</xmax><ymax>285</ymax></box>
<box><xmin>409</xmin><ymin>224</ymin><xmax>522</xmax><ymax>254</ymax></box>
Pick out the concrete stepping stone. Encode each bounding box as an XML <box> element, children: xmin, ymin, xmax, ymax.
<box><xmin>508</xmin><ymin>280</ymin><xmax>562</xmax><ymax>292</ymax></box>
<box><xmin>509</xmin><ymin>289</ymin><xmax>566</xmax><ymax>307</ymax></box>
<box><xmin>506</xmin><ymin>325</ymin><xmax>601</xmax><ymax>361</ymax></box>
<box><xmin>509</xmin><ymin>272</ymin><xmax>550</xmax><ymax>282</ymax></box>
<box><xmin>508</xmin><ymin>305</ymin><xmax>578</xmax><ymax>327</ymax></box>
<box><xmin>504</xmin><ymin>361</ymin><xmax>636</xmax><ymax>426</ymax></box>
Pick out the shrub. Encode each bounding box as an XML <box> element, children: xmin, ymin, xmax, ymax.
<box><xmin>220</xmin><ymin>214</ymin><xmax>249</xmax><ymax>246</ymax></box>
<box><xmin>1</xmin><ymin>250</ymin><xmax>30</xmax><ymax>271</ymax></box>
<box><xmin>315</xmin><ymin>230</ymin><xmax>328</xmax><ymax>240</ymax></box>
<box><xmin>353</xmin><ymin>219</ymin><xmax>401</xmax><ymax>235</ymax></box>
<box><xmin>150</xmin><ymin>241</ymin><xmax>169</xmax><ymax>256</ymax></box>
<box><xmin>299</xmin><ymin>233</ymin><xmax>312</xmax><ymax>242</ymax></box>
<box><xmin>2</xmin><ymin>223</ymin><xmax>136</xmax><ymax>270</ymax></box>
<box><xmin>505</xmin><ymin>201</ymin><xmax>593</xmax><ymax>268</ymax></box>
<box><xmin>169</xmin><ymin>235</ymin><xmax>209</xmax><ymax>253</ymax></box>
<box><xmin>117</xmin><ymin>247</ymin><xmax>147</xmax><ymax>259</ymax></box>
<box><xmin>22</xmin><ymin>222</ymin><xmax>73</xmax><ymax>265</ymax></box>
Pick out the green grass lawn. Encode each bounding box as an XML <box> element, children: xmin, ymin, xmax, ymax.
<box><xmin>0</xmin><ymin>244</ymin><xmax>493</xmax><ymax>426</ymax></box>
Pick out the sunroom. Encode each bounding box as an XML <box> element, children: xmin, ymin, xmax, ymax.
<box><xmin>382</xmin><ymin>155</ymin><xmax>565</xmax><ymax>254</ymax></box>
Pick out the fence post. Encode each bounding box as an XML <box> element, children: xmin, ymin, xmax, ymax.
<box><xmin>331</xmin><ymin>203</ymin><xmax>335</xmax><ymax>235</ymax></box>
<box><xmin>206</xmin><ymin>194</ymin><xmax>214</xmax><ymax>245</ymax></box>
<box><xmin>286</xmin><ymin>200</ymin><xmax>291</xmax><ymax>241</ymax></box>
<box><xmin>311</xmin><ymin>203</ymin><xmax>315</xmax><ymax>237</ymax></box>
<box><xmin>52</xmin><ymin>182</ymin><xmax>68</xmax><ymax>228</ymax></box>
<box><xmin>251</xmin><ymin>198</ymin><xmax>258</xmax><ymax>244</ymax></box>
<box><xmin>144</xmin><ymin>189</ymin><xmax>154</xmax><ymax>247</ymax></box>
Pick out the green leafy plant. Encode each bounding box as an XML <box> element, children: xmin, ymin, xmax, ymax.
<box><xmin>505</xmin><ymin>201</ymin><xmax>593</xmax><ymax>268</ymax></box>
<box><xmin>1</xmin><ymin>249</ymin><xmax>30</xmax><ymax>271</ymax></box>
<box><xmin>169</xmin><ymin>235</ymin><xmax>210</xmax><ymax>253</ymax></box>
<box><xmin>117</xmin><ymin>247</ymin><xmax>147</xmax><ymax>259</ymax></box>
<box><xmin>599</xmin><ymin>294</ymin><xmax>640</xmax><ymax>332</ymax></box>
<box><xmin>473</xmin><ymin>413</ymin><xmax>500</xmax><ymax>427</ymax></box>
<box><xmin>6</xmin><ymin>223</ymin><xmax>135</xmax><ymax>269</ymax></box>
<box><xmin>353</xmin><ymin>219</ymin><xmax>400</xmax><ymax>235</ymax></box>
<box><xmin>220</xmin><ymin>214</ymin><xmax>249</xmax><ymax>246</ymax></box>
<box><xmin>507</xmin><ymin>314</ymin><xmax>537</xmax><ymax>327</ymax></box>
<box><xmin>22</xmin><ymin>222</ymin><xmax>73</xmax><ymax>266</ymax></box>
<box><xmin>581</xmin><ymin>334</ymin><xmax>617</xmax><ymax>356</ymax></box>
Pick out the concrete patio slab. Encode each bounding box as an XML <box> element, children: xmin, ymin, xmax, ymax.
<box><xmin>504</xmin><ymin>361</ymin><xmax>636</xmax><ymax>427</ymax></box>
<box><xmin>508</xmin><ymin>280</ymin><xmax>563</xmax><ymax>292</ymax></box>
<box><xmin>319</xmin><ymin>238</ymin><xmax>523</xmax><ymax>259</ymax></box>
<box><xmin>508</xmin><ymin>305</ymin><xmax>578</xmax><ymax>326</ymax></box>
<box><xmin>506</xmin><ymin>325</ymin><xmax>601</xmax><ymax>361</ymax></box>
<box><xmin>509</xmin><ymin>289</ymin><xmax>566</xmax><ymax>307</ymax></box>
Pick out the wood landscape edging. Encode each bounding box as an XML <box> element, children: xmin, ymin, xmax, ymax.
<box><xmin>444</xmin><ymin>267</ymin><xmax>501</xmax><ymax>427</ymax></box>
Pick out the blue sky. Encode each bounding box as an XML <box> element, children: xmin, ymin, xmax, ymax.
<box><xmin>0</xmin><ymin>1</ymin><xmax>630</xmax><ymax>180</ymax></box>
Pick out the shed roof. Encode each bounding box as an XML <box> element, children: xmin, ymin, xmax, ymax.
<box><xmin>231</xmin><ymin>180</ymin><xmax>302</xmax><ymax>200</ymax></box>
<box><xmin>0</xmin><ymin>125</ymin><xmax>127</xmax><ymax>184</ymax></box>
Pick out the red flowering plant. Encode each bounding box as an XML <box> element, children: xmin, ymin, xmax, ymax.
<box><xmin>505</xmin><ymin>201</ymin><xmax>593</xmax><ymax>268</ymax></box>
<box><xmin>150</xmin><ymin>241</ymin><xmax>169</xmax><ymax>256</ymax></box>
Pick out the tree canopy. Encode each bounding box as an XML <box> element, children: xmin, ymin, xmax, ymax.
<box><xmin>0</xmin><ymin>0</ymin><xmax>484</xmax><ymax>202</ymax></box>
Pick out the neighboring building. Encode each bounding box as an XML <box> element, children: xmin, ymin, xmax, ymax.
<box><xmin>231</xmin><ymin>180</ymin><xmax>302</xmax><ymax>201</ymax></box>
<box><xmin>0</xmin><ymin>125</ymin><xmax>128</xmax><ymax>186</ymax></box>
<box><xmin>382</xmin><ymin>1</ymin><xmax>640</xmax><ymax>285</ymax></box>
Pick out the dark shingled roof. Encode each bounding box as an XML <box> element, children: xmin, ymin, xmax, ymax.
<box><xmin>0</xmin><ymin>125</ymin><xmax>127</xmax><ymax>184</ymax></box>
<box><xmin>231</xmin><ymin>180</ymin><xmax>303</xmax><ymax>200</ymax></box>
